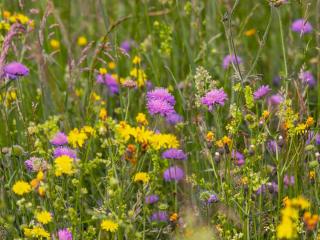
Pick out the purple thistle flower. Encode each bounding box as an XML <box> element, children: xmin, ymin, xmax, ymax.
<box><xmin>165</xmin><ymin>112</ymin><xmax>183</xmax><ymax>125</ymax></box>
<box><xmin>146</xmin><ymin>88</ymin><xmax>176</xmax><ymax>106</ymax></box>
<box><xmin>53</xmin><ymin>147</ymin><xmax>77</xmax><ymax>159</ymax></box>
<box><xmin>283</xmin><ymin>175</ymin><xmax>295</xmax><ymax>187</ymax></box>
<box><xmin>96</xmin><ymin>73</ymin><xmax>119</xmax><ymax>94</ymax></box>
<box><xmin>207</xmin><ymin>194</ymin><xmax>219</xmax><ymax>204</ymax></box>
<box><xmin>3</xmin><ymin>62</ymin><xmax>29</xmax><ymax>79</ymax></box>
<box><xmin>201</xmin><ymin>89</ymin><xmax>228</xmax><ymax>111</ymax></box>
<box><xmin>24</xmin><ymin>157</ymin><xmax>47</xmax><ymax>172</ymax></box>
<box><xmin>150</xmin><ymin>211</ymin><xmax>169</xmax><ymax>222</ymax></box>
<box><xmin>253</xmin><ymin>85</ymin><xmax>271</xmax><ymax>100</ymax></box>
<box><xmin>231</xmin><ymin>150</ymin><xmax>245</xmax><ymax>166</ymax></box>
<box><xmin>145</xmin><ymin>194</ymin><xmax>159</xmax><ymax>204</ymax></box>
<box><xmin>291</xmin><ymin>19</ymin><xmax>313</xmax><ymax>35</ymax></box>
<box><xmin>223</xmin><ymin>54</ymin><xmax>243</xmax><ymax>69</ymax></box>
<box><xmin>299</xmin><ymin>71</ymin><xmax>316</xmax><ymax>87</ymax></box>
<box><xmin>57</xmin><ymin>228</ymin><xmax>73</xmax><ymax>240</ymax></box>
<box><xmin>50</xmin><ymin>132</ymin><xmax>68</xmax><ymax>146</ymax></box>
<box><xmin>162</xmin><ymin>148</ymin><xmax>187</xmax><ymax>161</ymax></box>
<box><xmin>268</xmin><ymin>94</ymin><xmax>283</xmax><ymax>106</ymax></box>
<box><xmin>163</xmin><ymin>166</ymin><xmax>185</xmax><ymax>181</ymax></box>
<box><xmin>146</xmin><ymin>99</ymin><xmax>175</xmax><ymax>117</ymax></box>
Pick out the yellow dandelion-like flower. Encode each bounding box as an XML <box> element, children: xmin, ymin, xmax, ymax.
<box><xmin>99</xmin><ymin>108</ymin><xmax>107</xmax><ymax>120</ymax></box>
<box><xmin>108</xmin><ymin>61</ymin><xmax>116</xmax><ymax>69</ymax></box>
<box><xmin>81</xmin><ymin>125</ymin><xmax>95</xmax><ymax>136</ymax></box>
<box><xmin>136</xmin><ymin>113</ymin><xmax>148</xmax><ymax>125</ymax></box>
<box><xmin>50</xmin><ymin>39</ymin><xmax>60</xmax><ymax>49</ymax></box>
<box><xmin>99</xmin><ymin>67</ymin><xmax>107</xmax><ymax>75</ymax></box>
<box><xmin>244</xmin><ymin>28</ymin><xmax>256</xmax><ymax>37</ymax></box>
<box><xmin>101</xmin><ymin>219</ymin><xmax>119</xmax><ymax>232</ymax></box>
<box><xmin>133</xmin><ymin>172</ymin><xmax>150</xmax><ymax>184</ymax></box>
<box><xmin>24</xmin><ymin>226</ymin><xmax>50</xmax><ymax>239</ymax></box>
<box><xmin>54</xmin><ymin>155</ymin><xmax>74</xmax><ymax>176</ymax></box>
<box><xmin>68</xmin><ymin>128</ymin><xmax>88</xmax><ymax>148</ymax></box>
<box><xmin>77</xmin><ymin>36</ymin><xmax>88</xmax><ymax>46</ymax></box>
<box><xmin>12</xmin><ymin>180</ymin><xmax>31</xmax><ymax>196</ymax></box>
<box><xmin>132</xmin><ymin>56</ymin><xmax>141</xmax><ymax>64</ymax></box>
<box><xmin>35</xmin><ymin>210</ymin><xmax>52</xmax><ymax>224</ymax></box>
<box><xmin>206</xmin><ymin>131</ymin><xmax>214</xmax><ymax>142</ymax></box>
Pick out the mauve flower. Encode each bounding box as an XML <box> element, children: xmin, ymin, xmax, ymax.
<box><xmin>273</xmin><ymin>75</ymin><xmax>281</xmax><ymax>87</ymax></box>
<box><xmin>283</xmin><ymin>175</ymin><xmax>295</xmax><ymax>187</ymax></box>
<box><xmin>146</xmin><ymin>88</ymin><xmax>176</xmax><ymax>106</ymax></box>
<box><xmin>24</xmin><ymin>157</ymin><xmax>47</xmax><ymax>172</ymax></box>
<box><xmin>253</xmin><ymin>85</ymin><xmax>271</xmax><ymax>100</ymax></box>
<box><xmin>162</xmin><ymin>148</ymin><xmax>187</xmax><ymax>161</ymax></box>
<box><xmin>120</xmin><ymin>40</ymin><xmax>134</xmax><ymax>53</ymax></box>
<box><xmin>267</xmin><ymin>140</ymin><xmax>280</xmax><ymax>153</ymax></box>
<box><xmin>306</xmin><ymin>132</ymin><xmax>320</xmax><ymax>145</ymax></box>
<box><xmin>96</xmin><ymin>73</ymin><xmax>119</xmax><ymax>94</ymax></box>
<box><xmin>53</xmin><ymin>147</ymin><xmax>77</xmax><ymax>159</ymax></box>
<box><xmin>223</xmin><ymin>54</ymin><xmax>243</xmax><ymax>69</ymax></box>
<box><xmin>291</xmin><ymin>19</ymin><xmax>313</xmax><ymax>35</ymax></box>
<box><xmin>146</xmin><ymin>81</ymin><xmax>154</xmax><ymax>91</ymax></box>
<box><xmin>207</xmin><ymin>194</ymin><xmax>219</xmax><ymax>204</ymax></box>
<box><xmin>231</xmin><ymin>150</ymin><xmax>245</xmax><ymax>166</ymax></box>
<box><xmin>267</xmin><ymin>181</ymin><xmax>278</xmax><ymax>193</ymax></box>
<box><xmin>145</xmin><ymin>194</ymin><xmax>159</xmax><ymax>204</ymax></box>
<box><xmin>147</xmin><ymin>99</ymin><xmax>175</xmax><ymax>116</ymax></box>
<box><xmin>201</xmin><ymin>89</ymin><xmax>228</xmax><ymax>111</ymax></box>
<box><xmin>58</xmin><ymin>228</ymin><xmax>73</xmax><ymax>240</ymax></box>
<box><xmin>256</xmin><ymin>184</ymin><xmax>267</xmax><ymax>195</ymax></box>
<box><xmin>299</xmin><ymin>71</ymin><xmax>316</xmax><ymax>87</ymax></box>
<box><xmin>150</xmin><ymin>211</ymin><xmax>168</xmax><ymax>222</ymax></box>
<box><xmin>4</xmin><ymin>62</ymin><xmax>29</xmax><ymax>79</ymax></box>
<box><xmin>50</xmin><ymin>132</ymin><xmax>68</xmax><ymax>146</ymax></box>
<box><xmin>268</xmin><ymin>94</ymin><xmax>283</xmax><ymax>106</ymax></box>
<box><xmin>165</xmin><ymin>112</ymin><xmax>183</xmax><ymax>125</ymax></box>
<box><xmin>163</xmin><ymin>166</ymin><xmax>185</xmax><ymax>181</ymax></box>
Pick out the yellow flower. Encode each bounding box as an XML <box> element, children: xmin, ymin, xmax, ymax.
<box><xmin>136</xmin><ymin>113</ymin><xmax>148</xmax><ymax>125</ymax></box>
<box><xmin>206</xmin><ymin>131</ymin><xmax>214</xmax><ymax>142</ymax></box>
<box><xmin>99</xmin><ymin>108</ymin><xmax>107</xmax><ymax>120</ymax></box>
<box><xmin>37</xmin><ymin>170</ymin><xmax>44</xmax><ymax>181</ymax></box>
<box><xmin>101</xmin><ymin>219</ymin><xmax>119</xmax><ymax>232</ymax></box>
<box><xmin>81</xmin><ymin>125</ymin><xmax>95</xmax><ymax>136</ymax></box>
<box><xmin>132</xmin><ymin>56</ymin><xmax>141</xmax><ymax>64</ymax></box>
<box><xmin>262</xmin><ymin>110</ymin><xmax>270</xmax><ymax>119</ymax></box>
<box><xmin>12</xmin><ymin>180</ymin><xmax>31</xmax><ymax>195</ymax></box>
<box><xmin>133</xmin><ymin>172</ymin><xmax>150</xmax><ymax>184</ymax></box>
<box><xmin>50</xmin><ymin>39</ymin><xmax>60</xmax><ymax>49</ymax></box>
<box><xmin>99</xmin><ymin>67</ymin><xmax>107</xmax><ymax>75</ymax></box>
<box><xmin>35</xmin><ymin>210</ymin><xmax>52</xmax><ymax>224</ymax></box>
<box><xmin>77</xmin><ymin>36</ymin><xmax>87</xmax><ymax>46</ymax></box>
<box><xmin>108</xmin><ymin>61</ymin><xmax>116</xmax><ymax>69</ymax></box>
<box><xmin>3</xmin><ymin>11</ymin><xmax>11</xmax><ymax>19</ymax></box>
<box><xmin>68</xmin><ymin>128</ymin><xmax>88</xmax><ymax>148</ymax></box>
<box><xmin>24</xmin><ymin>226</ymin><xmax>50</xmax><ymax>239</ymax></box>
<box><xmin>149</xmin><ymin>133</ymin><xmax>180</xmax><ymax>150</ymax></box>
<box><xmin>306</xmin><ymin>117</ymin><xmax>314</xmax><ymax>127</ymax></box>
<box><xmin>277</xmin><ymin>217</ymin><xmax>296</xmax><ymax>239</ymax></box>
<box><xmin>309</xmin><ymin>171</ymin><xmax>316</xmax><ymax>180</ymax></box>
<box><xmin>54</xmin><ymin>155</ymin><xmax>74</xmax><ymax>176</ymax></box>
<box><xmin>244</xmin><ymin>28</ymin><xmax>256</xmax><ymax>37</ymax></box>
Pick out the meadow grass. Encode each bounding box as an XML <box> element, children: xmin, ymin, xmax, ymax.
<box><xmin>0</xmin><ymin>0</ymin><xmax>319</xmax><ymax>239</ymax></box>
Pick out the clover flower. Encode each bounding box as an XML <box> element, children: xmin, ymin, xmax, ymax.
<box><xmin>24</xmin><ymin>157</ymin><xmax>47</xmax><ymax>172</ymax></box>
